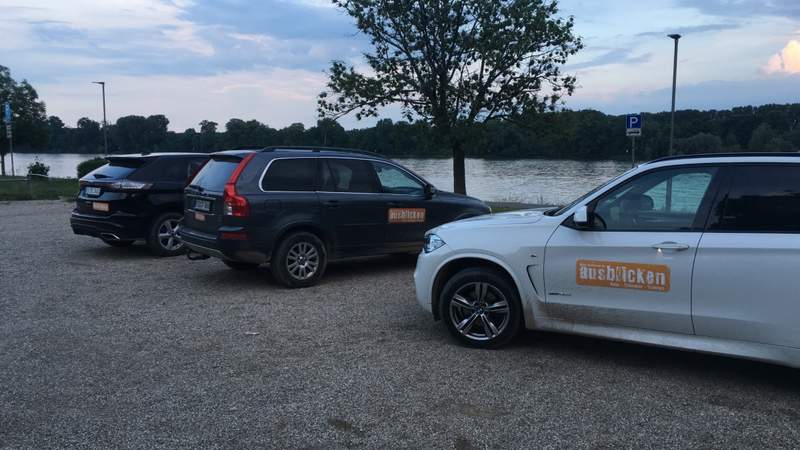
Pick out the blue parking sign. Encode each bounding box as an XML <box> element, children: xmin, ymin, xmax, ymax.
<box><xmin>3</xmin><ymin>103</ymin><xmax>10</xmax><ymax>123</ymax></box>
<box><xmin>626</xmin><ymin>113</ymin><xmax>642</xmax><ymax>136</ymax></box>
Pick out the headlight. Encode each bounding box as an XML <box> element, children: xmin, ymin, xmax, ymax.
<box><xmin>424</xmin><ymin>233</ymin><xmax>446</xmax><ymax>253</ymax></box>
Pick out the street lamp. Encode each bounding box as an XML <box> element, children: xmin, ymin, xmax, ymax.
<box><xmin>667</xmin><ymin>34</ymin><xmax>681</xmax><ymax>155</ymax></box>
<box><xmin>92</xmin><ymin>81</ymin><xmax>108</xmax><ymax>155</ymax></box>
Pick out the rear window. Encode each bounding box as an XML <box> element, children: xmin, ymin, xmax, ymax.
<box><xmin>261</xmin><ymin>159</ymin><xmax>317</xmax><ymax>191</ymax></box>
<box><xmin>190</xmin><ymin>159</ymin><xmax>240</xmax><ymax>190</ymax></box>
<box><xmin>85</xmin><ymin>162</ymin><xmax>139</xmax><ymax>180</ymax></box>
<box><xmin>129</xmin><ymin>157</ymin><xmax>207</xmax><ymax>183</ymax></box>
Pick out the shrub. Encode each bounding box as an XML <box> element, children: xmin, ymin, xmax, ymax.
<box><xmin>27</xmin><ymin>160</ymin><xmax>50</xmax><ymax>177</ymax></box>
<box><xmin>77</xmin><ymin>157</ymin><xmax>107</xmax><ymax>178</ymax></box>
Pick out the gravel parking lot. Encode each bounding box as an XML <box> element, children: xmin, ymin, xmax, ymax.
<box><xmin>1</xmin><ymin>200</ymin><xmax>799</xmax><ymax>449</ymax></box>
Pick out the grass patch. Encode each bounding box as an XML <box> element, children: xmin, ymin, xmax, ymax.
<box><xmin>0</xmin><ymin>176</ymin><xmax>79</xmax><ymax>201</ymax></box>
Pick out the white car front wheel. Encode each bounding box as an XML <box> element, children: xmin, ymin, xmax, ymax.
<box><xmin>439</xmin><ymin>268</ymin><xmax>522</xmax><ymax>348</ymax></box>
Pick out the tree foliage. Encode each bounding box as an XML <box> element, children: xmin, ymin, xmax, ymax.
<box><xmin>318</xmin><ymin>0</ymin><xmax>583</xmax><ymax>193</ymax></box>
<box><xmin>0</xmin><ymin>65</ymin><xmax>49</xmax><ymax>174</ymax></box>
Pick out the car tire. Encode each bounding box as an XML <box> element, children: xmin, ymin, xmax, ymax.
<box><xmin>146</xmin><ymin>212</ymin><xmax>185</xmax><ymax>257</ymax></box>
<box><xmin>271</xmin><ymin>231</ymin><xmax>327</xmax><ymax>288</ymax></box>
<box><xmin>223</xmin><ymin>260</ymin><xmax>259</xmax><ymax>270</ymax></box>
<box><xmin>101</xmin><ymin>238</ymin><xmax>134</xmax><ymax>247</ymax></box>
<box><xmin>439</xmin><ymin>268</ymin><xmax>522</xmax><ymax>349</ymax></box>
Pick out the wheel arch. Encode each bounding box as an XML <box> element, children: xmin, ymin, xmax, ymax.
<box><xmin>271</xmin><ymin>223</ymin><xmax>333</xmax><ymax>258</ymax></box>
<box><xmin>431</xmin><ymin>255</ymin><xmax>523</xmax><ymax>321</ymax></box>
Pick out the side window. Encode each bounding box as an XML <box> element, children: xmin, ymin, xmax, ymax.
<box><xmin>261</xmin><ymin>159</ymin><xmax>317</xmax><ymax>191</ymax></box>
<box><xmin>592</xmin><ymin>167</ymin><xmax>717</xmax><ymax>231</ymax></box>
<box><xmin>371</xmin><ymin>161</ymin><xmax>424</xmax><ymax>195</ymax></box>
<box><xmin>710</xmin><ymin>165</ymin><xmax>800</xmax><ymax>233</ymax></box>
<box><xmin>321</xmin><ymin>159</ymin><xmax>378</xmax><ymax>193</ymax></box>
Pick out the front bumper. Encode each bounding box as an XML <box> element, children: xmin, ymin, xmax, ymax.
<box><xmin>413</xmin><ymin>245</ymin><xmax>452</xmax><ymax>315</ymax></box>
<box><xmin>70</xmin><ymin>210</ymin><xmax>147</xmax><ymax>241</ymax></box>
<box><xmin>179</xmin><ymin>226</ymin><xmax>268</xmax><ymax>264</ymax></box>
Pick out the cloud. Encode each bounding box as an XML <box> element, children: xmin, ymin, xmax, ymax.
<box><xmin>764</xmin><ymin>40</ymin><xmax>800</xmax><ymax>74</ymax></box>
<box><xmin>676</xmin><ymin>0</ymin><xmax>800</xmax><ymax>18</ymax></box>
<box><xmin>635</xmin><ymin>23</ymin><xmax>740</xmax><ymax>38</ymax></box>
<box><xmin>566</xmin><ymin>49</ymin><xmax>652</xmax><ymax>71</ymax></box>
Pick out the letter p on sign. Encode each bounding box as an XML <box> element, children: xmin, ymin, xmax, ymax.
<box><xmin>626</xmin><ymin>113</ymin><xmax>642</xmax><ymax>137</ymax></box>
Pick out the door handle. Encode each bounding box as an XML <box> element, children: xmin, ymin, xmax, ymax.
<box><xmin>323</xmin><ymin>200</ymin><xmax>340</xmax><ymax>208</ymax></box>
<box><xmin>651</xmin><ymin>242</ymin><xmax>690</xmax><ymax>251</ymax></box>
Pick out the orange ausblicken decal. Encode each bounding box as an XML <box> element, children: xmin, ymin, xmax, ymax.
<box><xmin>576</xmin><ymin>259</ymin><xmax>670</xmax><ymax>292</ymax></box>
<box><xmin>388</xmin><ymin>208</ymin><xmax>426</xmax><ymax>224</ymax></box>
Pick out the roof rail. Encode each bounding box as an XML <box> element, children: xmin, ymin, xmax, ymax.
<box><xmin>259</xmin><ymin>145</ymin><xmax>383</xmax><ymax>157</ymax></box>
<box><xmin>645</xmin><ymin>152</ymin><xmax>800</xmax><ymax>164</ymax></box>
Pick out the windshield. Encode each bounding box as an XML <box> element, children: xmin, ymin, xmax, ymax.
<box><xmin>547</xmin><ymin>167</ymin><xmax>637</xmax><ymax>216</ymax></box>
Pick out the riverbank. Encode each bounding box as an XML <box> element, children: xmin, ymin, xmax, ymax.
<box><xmin>0</xmin><ymin>176</ymin><xmax>78</xmax><ymax>201</ymax></box>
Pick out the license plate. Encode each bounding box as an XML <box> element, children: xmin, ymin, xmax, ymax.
<box><xmin>85</xmin><ymin>186</ymin><xmax>101</xmax><ymax>196</ymax></box>
<box><xmin>194</xmin><ymin>211</ymin><xmax>206</xmax><ymax>222</ymax></box>
<box><xmin>92</xmin><ymin>202</ymin><xmax>109</xmax><ymax>212</ymax></box>
<box><xmin>195</xmin><ymin>199</ymin><xmax>211</xmax><ymax>211</ymax></box>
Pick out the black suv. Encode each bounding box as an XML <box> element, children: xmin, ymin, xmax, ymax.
<box><xmin>71</xmin><ymin>153</ymin><xmax>209</xmax><ymax>256</ymax></box>
<box><xmin>180</xmin><ymin>147</ymin><xmax>490</xmax><ymax>287</ymax></box>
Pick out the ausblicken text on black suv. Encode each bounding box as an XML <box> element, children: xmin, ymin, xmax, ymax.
<box><xmin>71</xmin><ymin>153</ymin><xmax>209</xmax><ymax>256</ymax></box>
<box><xmin>180</xmin><ymin>147</ymin><xmax>491</xmax><ymax>288</ymax></box>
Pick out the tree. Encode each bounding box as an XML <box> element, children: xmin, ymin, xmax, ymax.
<box><xmin>318</xmin><ymin>0</ymin><xmax>582</xmax><ymax>193</ymax></box>
<box><xmin>199</xmin><ymin>120</ymin><xmax>218</xmax><ymax>152</ymax></box>
<box><xmin>0</xmin><ymin>65</ymin><xmax>49</xmax><ymax>174</ymax></box>
<box><xmin>748</xmin><ymin>123</ymin><xmax>775</xmax><ymax>151</ymax></box>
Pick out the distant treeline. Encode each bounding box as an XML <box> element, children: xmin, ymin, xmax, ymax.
<box><xmin>35</xmin><ymin>103</ymin><xmax>800</xmax><ymax>160</ymax></box>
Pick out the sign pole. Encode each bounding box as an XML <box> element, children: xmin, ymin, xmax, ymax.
<box><xmin>8</xmin><ymin>127</ymin><xmax>13</xmax><ymax>176</ymax></box>
<box><xmin>630</xmin><ymin>136</ymin><xmax>635</xmax><ymax>168</ymax></box>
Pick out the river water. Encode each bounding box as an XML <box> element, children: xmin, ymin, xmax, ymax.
<box><xmin>7</xmin><ymin>153</ymin><xmax>631</xmax><ymax>205</ymax></box>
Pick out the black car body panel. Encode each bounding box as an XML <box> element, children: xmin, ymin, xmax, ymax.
<box><xmin>180</xmin><ymin>147</ymin><xmax>490</xmax><ymax>265</ymax></box>
<box><xmin>71</xmin><ymin>153</ymin><xmax>209</xmax><ymax>241</ymax></box>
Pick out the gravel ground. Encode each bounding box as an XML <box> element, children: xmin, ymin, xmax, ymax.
<box><xmin>1</xmin><ymin>200</ymin><xmax>799</xmax><ymax>449</ymax></box>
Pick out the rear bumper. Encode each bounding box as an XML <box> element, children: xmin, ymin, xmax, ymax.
<box><xmin>70</xmin><ymin>210</ymin><xmax>148</xmax><ymax>241</ymax></box>
<box><xmin>179</xmin><ymin>226</ymin><xmax>269</xmax><ymax>264</ymax></box>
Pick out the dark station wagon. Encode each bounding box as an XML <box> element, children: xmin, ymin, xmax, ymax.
<box><xmin>180</xmin><ymin>147</ymin><xmax>490</xmax><ymax>287</ymax></box>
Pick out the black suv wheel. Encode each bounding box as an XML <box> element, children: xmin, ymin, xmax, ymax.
<box><xmin>271</xmin><ymin>231</ymin><xmax>327</xmax><ymax>288</ymax></box>
<box><xmin>146</xmin><ymin>212</ymin><xmax>185</xmax><ymax>257</ymax></box>
<box><xmin>439</xmin><ymin>268</ymin><xmax>522</xmax><ymax>348</ymax></box>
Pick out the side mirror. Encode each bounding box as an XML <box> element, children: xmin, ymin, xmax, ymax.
<box><xmin>424</xmin><ymin>184</ymin><xmax>437</xmax><ymax>199</ymax></box>
<box><xmin>573</xmin><ymin>205</ymin><xmax>589</xmax><ymax>226</ymax></box>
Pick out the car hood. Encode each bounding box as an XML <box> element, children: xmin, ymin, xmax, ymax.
<box><xmin>435</xmin><ymin>208</ymin><xmax>549</xmax><ymax>231</ymax></box>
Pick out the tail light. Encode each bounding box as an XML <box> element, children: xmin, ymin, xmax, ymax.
<box><xmin>222</xmin><ymin>153</ymin><xmax>255</xmax><ymax>217</ymax></box>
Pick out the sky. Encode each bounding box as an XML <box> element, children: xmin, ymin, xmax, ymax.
<box><xmin>1</xmin><ymin>0</ymin><xmax>799</xmax><ymax>131</ymax></box>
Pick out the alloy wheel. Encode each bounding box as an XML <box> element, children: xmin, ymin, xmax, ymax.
<box><xmin>449</xmin><ymin>282</ymin><xmax>510</xmax><ymax>341</ymax></box>
<box><xmin>286</xmin><ymin>242</ymin><xmax>320</xmax><ymax>280</ymax></box>
<box><xmin>157</xmin><ymin>219</ymin><xmax>183</xmax><ymax>251</ymax></box>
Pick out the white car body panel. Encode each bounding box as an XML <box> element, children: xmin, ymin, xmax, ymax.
<box><xmin>414</xmin><ymin>155</ymin><xmax>800</xmax><ymax>368</ymax></box>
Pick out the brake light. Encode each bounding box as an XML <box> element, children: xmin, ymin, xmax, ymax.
<box><xmin>222</xmin><ymin>153</ymin><xmax>255</xmax><ymax>217</ymax></box>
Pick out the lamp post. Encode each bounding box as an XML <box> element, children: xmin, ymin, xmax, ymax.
<box><xmin>92</xmin><ymin>81</ymin><xmax>108</xmax><ymax>155</ymax></box>
<box><xmin>668</xmin><ymin>34</ymin><xmax>681</xmax><ymax>155</ymax></box>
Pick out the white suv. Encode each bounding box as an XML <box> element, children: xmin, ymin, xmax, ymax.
<box><xmin>414</xmin><ymin>154</ymin><xmax>800</xmax><ymax>368</ymax></box>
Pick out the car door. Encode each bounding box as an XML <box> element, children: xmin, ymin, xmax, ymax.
<box><xmin>544</xmin><ymin>165</ymin><xmax>721</xmax><ymax>334</ymax></box>
<box><xmin>370</xmin><ymin>160</ymin><xmax>430</xmax><ymax>249</ymax></box>
<box><xmin>318</xmin><ymin>158</ymin><xmax>387</xmax><ymax>256</ymax></box>
<box><xmin>693</xmin><ymin>164</ymin><xmax>800</xmax><ymax>348</ymax></box>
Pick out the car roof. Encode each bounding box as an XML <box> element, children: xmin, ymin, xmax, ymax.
<box><xmin>643</xmin><ymin>152</ymin><xmax>800</xmax><ymax>168</ymax></box>
<box><xmin>108</xmin><ymin>152</ymin><xmax>205</xmax><ymax>160</ymax></box>
<box><xmin>210</xmin><ymin>146</ymin><xmax>389</xmax><ymax>161</ymax></box>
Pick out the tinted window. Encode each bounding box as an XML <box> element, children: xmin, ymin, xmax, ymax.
<box><xmin>190</xmin><ymin>159</ymin><xmax>240</xmax><ymax>191</ymax></box>
<box><xmin>372</xmin><ymin>161</ymin><xmax>423</xmax><ymax>195</ymax></box>
<box><xmin>593</xmin><ymin>167</ymin><xmax>716</xmax><ymax>231</ymax></box>
<box><xmin>85</xmin><ymin>162</ymin><xmax>138</xmax><ymax>180</ymax></box>
<box><xmin>321</xmin><ymin>159</ymin><xmax>378</xmax><ymax>193</ymax></box>
<box><xmin>710</xmin><ymin>165</ymin><xmax>800</xmax><ymax>233</ymax></box>
<box><xmin>261</xmin><ymin>159</ymin><xmax>317</xmax><ymax>191</ymax></box>
<box><xmin>130</xmin><ymin>157</ymin><xmax>205</xmax><ymax>183</ymax></box>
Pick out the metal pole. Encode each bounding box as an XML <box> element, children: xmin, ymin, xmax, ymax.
<box><xmin>668</xmin><ymin>34</ymin><xmax>681</xmax><ymax>155</ymax></box>
<box><xmin>93</xmin><ymin>81</ymin><xmax>108</xmax><ymax>155</ymax></box>
<box><xmin>101</xmin><ymin>83</ymin><xmax>108</xmax><ymax>155</ymax></box>
<box><xmin>9</xmin><ymin>129</ymin><xmax>13</xmax><ymax>176</ymax></box>
<box><xmin>631</xmin><ymin>136</ymin><xmax>635</xmax><ymax>167</ymax></box>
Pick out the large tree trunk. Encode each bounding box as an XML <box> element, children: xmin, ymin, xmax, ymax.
<box><xmin>452</xmin><ymin>141</ymin><xmax>466</xmax><ymax>194</ymax></box>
